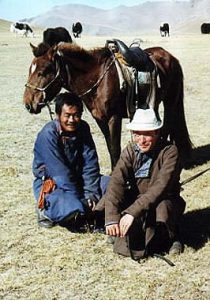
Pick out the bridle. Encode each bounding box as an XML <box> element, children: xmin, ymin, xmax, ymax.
<box><xmin>25</xmin><ymin>59</ymin><xmax>62</xmax><ymax>102</ymax></box>
<box><xmin>25</xmin><ymin>57</ymin><xmax>68</xmax><ymax>119</ymax></box>
<box><xmin>25</xmin><ymin>50</ymin><xmax>116</xmax><ymax>119</ymax></box>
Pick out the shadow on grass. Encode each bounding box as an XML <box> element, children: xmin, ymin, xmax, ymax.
<box><xmin>184</xmin><ymin>144</ymin><xmax>210</xmax><ymax>169</ymax></box>
<box><xmin>180</xmin><ymin>207</ymin><xmax>210</xmax><ymax>250</ymax></box>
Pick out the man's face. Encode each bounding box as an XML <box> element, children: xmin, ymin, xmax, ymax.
<box><xmin>58</xmin><ymin>104</ymin><xmax>82</xmax><ymax>133</ymax></box>
<box><xmin>132</xmin><ymin>130</ymin><xmax>159</xmax><ymax>152</ymax></box>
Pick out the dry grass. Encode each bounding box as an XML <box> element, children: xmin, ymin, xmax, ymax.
<box><xmin>0</xmin><ymin>19</ymin><xmax>210</xmax><ymax>300</ymax></box>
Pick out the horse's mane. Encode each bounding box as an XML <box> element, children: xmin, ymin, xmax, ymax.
<box><xmin>91</xmin><ymin>47</ymin><xmax>111</xmax><ymax>61</ymax></box>
<box><xmin>32</xmin><ymin>41</ymin><xmax>112</xmax><ymax>65</ymax></box>
<box><xmin>57</xmin><ymin>42</ymin><xmax>112</xmax><ymax>63</ymax></box>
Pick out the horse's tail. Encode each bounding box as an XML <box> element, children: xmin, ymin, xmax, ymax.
<box><xmin>163</xmin><ymin>59</ymin><xmax>193</xmax><ymax>165</ymax></box>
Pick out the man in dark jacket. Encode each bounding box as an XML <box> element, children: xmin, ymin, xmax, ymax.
<box><xmin>97</xmin><ymin>108</ymin><xmax>185</xmax><ymax>259</ymax></box>
<box><xmin>33</xmin><ymin>92</ymin><xmax>108</xmax><ymax>229</ymax></box>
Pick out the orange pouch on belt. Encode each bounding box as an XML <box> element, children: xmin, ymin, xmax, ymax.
<box><xmin>38</xmin><ymin>178</ymin><xmax>56</xmax><ymax>209</ymax></box>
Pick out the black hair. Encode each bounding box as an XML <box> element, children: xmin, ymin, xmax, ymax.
<box><xmin>55</xmin><ymin>92</ymin><xmax>83</xmax><ymax>116</ymax></box>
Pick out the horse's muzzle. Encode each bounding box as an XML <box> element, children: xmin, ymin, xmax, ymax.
<box><xmin>25</xmin><ymin>103</ymin><xmax>41</xmax><ymax>114</ymax></box>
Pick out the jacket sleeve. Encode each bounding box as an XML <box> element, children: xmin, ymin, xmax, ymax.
<box><xmin>33</xmin><ymin>125</ymin><xmax>80</xmax><ymax>196</ymax></box>
<box><xmin>104</xmin><ymin>145</ymin><xmax>134</xmax><ymax>224</ymax></box>
<box><xmin>81</xmin><ymin>122</ymin><xmax>101</xmax><ymax>201</ymax></box>
<box><xmin>124</xmin><ymin>145</ymin><xmax>180</xmax><ymax>218</ymax></box>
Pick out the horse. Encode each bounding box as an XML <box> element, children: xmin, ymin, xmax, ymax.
<box><xmin>10</xmin><ymin>22</ymin><xmax>34</xmax><ymax>37</ymax></box>
<box><xmin>72</xmin><ymin>22</ymin><xmax>83</xmax><ymax>38</ymax></box>
<box><xmin>43</xmin><ymin>27</ymin><xmax>72</xmax><ymax>47</ymax></box>
<box><xmin>201</xmin><ymin>23</ymin><xmax>210</xmax><ymax>34</ymax></box>
<box><xmin>23</xmin><ymin>40</ymin><xmax>192</xmax><ymax>169</ymax></box>
<box><xmin>160</xmin><ymin>23</ymin><xmax>170</xmax><ymax>37</ymax></box>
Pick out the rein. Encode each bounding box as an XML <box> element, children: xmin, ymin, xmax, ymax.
<box><xmin>78</xmin><ymin>57</ymin><xmax>115</xmax><ymax>98</ymax></box>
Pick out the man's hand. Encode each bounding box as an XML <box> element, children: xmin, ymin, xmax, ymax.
<box><xmin>119</xmin><ymin>214</ymin><xmax>134</xmax><ymax>237</ymax></box>
<box><xmin>106</xmin><ymin>223</ymin><xmax>120</xmax><ymax>237</ymax></box>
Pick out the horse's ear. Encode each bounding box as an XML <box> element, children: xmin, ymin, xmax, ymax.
<box><xmin>30</xmin><ymin>43</ymin><xmax>38</xmax><ymax>56</ymax></box>
<box><xmin>31</xmin><ymin>42</ymin><xmax>50</xmax><ymax>57</ymax></box>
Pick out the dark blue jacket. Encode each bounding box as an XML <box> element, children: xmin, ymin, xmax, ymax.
<box><xmin>33</xmin><ymin>119</ymin><xmax>101</xmax><ymax>222</ymax></box>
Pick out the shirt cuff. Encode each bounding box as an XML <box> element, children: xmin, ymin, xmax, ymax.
<box><xmin>105</xmin><ymin>221</ymin><xmax>119</xmax><ymax>226</ymax></box>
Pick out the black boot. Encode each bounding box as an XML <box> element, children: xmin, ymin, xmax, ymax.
<box><xmin>93</xmin><ymin>211</ymin><xmax>105</xmax><ymax>233</ymax></box>
<box><xmin>37</xmin><ymin>209</ymin><xmax>55</xmax><ymax>228</ymax></box>
<box><xmin>147</xmin><ymin>222</ymin><xmax>171</xmax><ymax>255</ymax></box>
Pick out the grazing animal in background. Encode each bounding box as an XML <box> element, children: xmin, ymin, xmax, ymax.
<box><xmin>23</xmin><ymin>41</ymin><xmax>192</xmax><ymax>169</ymax></box>
<box><xmin>43</xmin><ymin>27</ymin><xmax>72</xmax><ymax>47</ymax></box>
<box><xmin>160</xmin><ymin>23</ymin><xmax>170</xmax><ymax>37</ymax></box>
<box><xmin>10</xmin><ymin>22</ymin><xmax>34</xmax><ymax>37</ymax></box>
<box><xmin>201</xmin><ymin>23</ymin><xmax>210</xmax><ymax>34</ymax></box>
<box><xmin>72</xmin><ymin>22</ymin><xmax>83</xmax><ymax>38</ymax></box>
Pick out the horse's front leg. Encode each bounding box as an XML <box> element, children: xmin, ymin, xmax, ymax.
<box><xmin>108</xmin><ymin>115</ymin><xmax>122</xmax><ymax>170</ymax></box>
<box><xmin>96</xmin><ymin>116</ymin><xmax>122</xmax><ymax>170</ymax></box>
<box><xmin>95</xmin><ymin>119</ymin><xmax>113</xmax><ymax>171</ymax></box>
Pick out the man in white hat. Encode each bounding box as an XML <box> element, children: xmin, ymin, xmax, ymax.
<box><xmin>96</xmin><ymin>108</ymin><xmax>186</xmax><ymax>260</ymax></box>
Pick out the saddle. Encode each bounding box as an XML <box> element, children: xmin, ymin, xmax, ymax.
<box><xmin>106</xmin><ymin>39</ymin><xmax>160</xmax><ymax>116</ymax></box>
<box><xmin>110</xmin><ymin>39</ymin><xmax>154</xmax><ymax>72</ymax></box>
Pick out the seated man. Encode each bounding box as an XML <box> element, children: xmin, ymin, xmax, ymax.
<box><xmin>33</xmin><ymin>92</ymin><xmax>108</xmax><ymax>230</ymax></box>
<box><xmin>96</xmin><ymin>108</ymin><xmax>186</xmax><ymax>259</ymax></box>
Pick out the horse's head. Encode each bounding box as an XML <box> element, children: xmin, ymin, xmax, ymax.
<box><xmin>23</xmin><ymin>43</ymin><xmax>63</xmax><ymax>114</ymax></box>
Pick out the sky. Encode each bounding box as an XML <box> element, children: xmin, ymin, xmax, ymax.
<box><xmin>0</xmin><ymin>0</ymin><xmax>185</xmax><ymax>21</ymax></box>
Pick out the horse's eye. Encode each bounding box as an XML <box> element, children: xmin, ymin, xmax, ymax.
<box><xmin>45</xmin><ymin>65</ymin><xmax>54</xmax><ymax>73</ymax></box>
<box><xmin>38</xmin><ymin>71</ymin><xmax>43</xmax><ymax>77</ymax></box>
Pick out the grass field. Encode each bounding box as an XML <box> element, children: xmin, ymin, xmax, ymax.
<box><xmin>0</xmin><ymin>19</ymin><xmax>210</xmax><ymax>299</ymax></box>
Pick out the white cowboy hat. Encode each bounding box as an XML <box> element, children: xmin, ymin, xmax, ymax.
<box><xmin>126</xmin><ymin>108</ymin><xmax>163</xmax><ymax>131</ymax></box>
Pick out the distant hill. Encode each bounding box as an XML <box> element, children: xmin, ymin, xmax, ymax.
<box><xmin>0</xmin><ymin>18</ymin><xmax>11</xmax><ymax>32</ymax></box>
<box><xmin>17</xmin><ymin>0</ymin><xmax>210</xmax><ymax>35</ymax></box>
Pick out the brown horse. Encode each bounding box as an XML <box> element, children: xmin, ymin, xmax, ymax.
<box><xmin>23</xmin><ymin>41</ymin><xmax>192</xmax><ymax>169</ymax></box>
